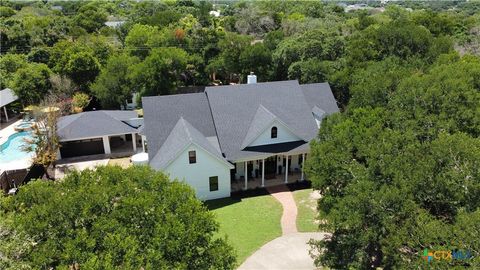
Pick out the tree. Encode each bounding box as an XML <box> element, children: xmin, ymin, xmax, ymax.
<box><xmin>72</xmin><ymin>3</ymin><xmax>107</xmax><ymax>33</ymax></box>
<box><xmin>125</xmin><ymin>24</ymin><xmax>161</xmax><ymax>59</ymax></box>
<box><xmin>272</xmin><ymin>30</ymin><xmax>344</xmax><ymax>80</ymax></box>
<box><xmin>91</xmin><ymin>54</ymin><xmax>140</xmax><ymax>109</ymax></box>
<box><xmin>131</xmin><ymin>47</ymin><xmax>188</xmax><ymax>97</ymax></box>
<box><xmin>305</xmin><ymin>56</ymin><xmax>480</xmax><ymax>269</ymax></box>
<box><xmin>209</xmin><ymin>32</ymin><xmax>252</xmax><ymax>83</ymax></box>
<box><xmin>239</xmin><ymin>43</ymin><xmax>272</xmax><ymax>81</ymax></box>
<box><xmin>348</xmin><ymin>57</ymin><xmax>413</xmax><ymax>109</ymax></box>
<box><xmin>0</xmin><ymin>53</ymin><xmax>28</xmax><ymax>89</ymax></box>
<box><xmin>11</xmin><ymin>63</ymin><xmax>52</xmax><ymax>105</ymax></box>
<box><xmin>23</xmin><ymin>95</ymin><xmax>64</xmax><ymax>179</ymax></box>
<box><xmin>0</xmin><ymin>6</ymin><xmax>15</xmax><ymax>18</ymax></box>
<box><xmin>50</xmin><ymin>41</ymin><xmax>101</xmax><ymax>90</ymax></box>
<box><xmin>72</xmin><ymin>92</ymin><xmax>91</xmax><ymax>113</ymax></box>
<box><xmin>49</xmin><ymin>74</ymin><xmax>78</xmax><ymax>98</ymax></box>
<box><xmin>63</xmin><ymin>51</ymin><xmax>101</xmax><ymax>90</ymax></box>
<box><xmin>0</xmin><ymin>166</ymin><xmax>236</xmax><ymax>269</ymax></box>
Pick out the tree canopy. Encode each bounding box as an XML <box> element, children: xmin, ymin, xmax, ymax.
<box><xmin>306</xmin><ymin>54</ymin><xmax>480</xmax><ymax>269</ymax></box>
<box><xmin>0</xmin><ymin>166</ymin><xmax>236</xmax><ymax>269</ymax></box>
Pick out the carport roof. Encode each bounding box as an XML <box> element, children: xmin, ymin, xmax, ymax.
<box><xmin>57</xmin><ymin>110</ymin><xmax>138</xmax><ymax>141</ymax></box>
<box><xmin>0</xmin><ymin>88</ymin><xmax>18</xmax><ymax>108</ymax></box>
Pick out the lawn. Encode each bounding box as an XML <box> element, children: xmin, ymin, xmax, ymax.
<box><xmin>292</xmin><ymin>188</ymin><xmax>319</xmax><ymax>232</ymax></box>
<box><xmin>206</xmin><ymin>194</ymin><xmax>283</xmax><ymax>265</ymax></box>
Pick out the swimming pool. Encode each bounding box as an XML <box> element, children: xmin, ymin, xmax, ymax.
<box><xmin>0</xmin><ymin>132</ymin><xmax>34</xmax><ymax>163</ymax></box>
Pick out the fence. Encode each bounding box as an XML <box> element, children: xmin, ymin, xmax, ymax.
<box><xmin>0</xmin><ymin>165</ymin><xmax>45</xmax><ymax>193</ymax></box>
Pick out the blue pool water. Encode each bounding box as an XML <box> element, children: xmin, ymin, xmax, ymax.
<box><xmin>0</xmin><ymin>132</ymin><xmax>34</xmax><ymax>163</ymax></box>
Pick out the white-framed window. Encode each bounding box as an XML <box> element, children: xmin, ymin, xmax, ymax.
<box><xmin>209</xmin><ymin>176</ymin><xmax>219</xmax><ymax>191</ymax></box>
<box><xmin>189</xmin><ymin>150</ymin><xmax>196</xmax><ymax>164</ymax></box>
<box><xmin>271</xmin><ymin>126</ymin><xmax>278</xmax><ymax>138</ymax></box>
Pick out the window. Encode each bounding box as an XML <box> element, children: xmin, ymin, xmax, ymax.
<box><xmin>271</xmin><ymin>126</ymin><xmax>278</xmax><ymax>138</ymax></box>
<box><xmin>188</xmin><ymin>150</ymin><xmax>196</xmax><ymax>164</ymax></box>
<box><xmin>209</xmin><ymin>176</ymin><xmax>219</xmax><ymax>191</ymax></box>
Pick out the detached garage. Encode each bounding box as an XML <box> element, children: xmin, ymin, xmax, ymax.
<box><xmin>57</xmin><ymin>110</ymin><xmax>142</xmax><ymax>159</ymax></box>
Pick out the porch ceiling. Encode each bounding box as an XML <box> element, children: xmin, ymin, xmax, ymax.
<box><xmin>243</xmin><ymin>140</ymin><xmax>306</xmax><ymax>153</ymax></box>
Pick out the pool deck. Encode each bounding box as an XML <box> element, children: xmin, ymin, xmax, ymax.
<box><xmin>0</xmin><ymin>120</ymin><xmax>35</xmax><ymax>173</ymax></box>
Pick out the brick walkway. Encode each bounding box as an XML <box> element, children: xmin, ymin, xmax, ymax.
<box><xmin>266</xmin><ymin>185</ymin><xmax>298</xmax><ymax>235</ymax></box>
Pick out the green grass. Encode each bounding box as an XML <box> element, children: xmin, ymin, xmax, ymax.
<box><xmin>293</xmin><ymin>188</ymin><xmax>319</xmax><ymax>232</ymax></box>
<box><xmin>206</xmin><ymin>195</ymin><xmax>283</xmax><ymax>265</ymax></box>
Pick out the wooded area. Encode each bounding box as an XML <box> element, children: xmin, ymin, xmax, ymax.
<box><xmin>1</xmin><ymin>0</ymin><xmax>480</xmax><ymax>269</ymax></box>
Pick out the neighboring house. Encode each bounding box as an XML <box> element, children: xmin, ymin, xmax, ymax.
<box><xmin>143</xmin><ymin>79</ymin><xmax>339</xmax><ymax>200</ymax></box>
<box><xmin>105</xmin><ymin>20</ymin><xmax>126</xmax><ymax>28</ymax></box>
<box><xmin>56</xmin><ymin>110</ymin><xmax>144</xmax><ymax>159</ymax></box>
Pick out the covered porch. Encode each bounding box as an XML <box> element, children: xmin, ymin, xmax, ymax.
<box><xmin>231</xmin><ymin>152</ymin><xmax>308</xmax><ymax>192</ymax></box>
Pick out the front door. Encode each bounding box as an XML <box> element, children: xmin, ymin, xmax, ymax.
<box><xmin>265</xmin><ymin>156</ymin><xmax>277</xmax><ymax>179</ymax></box>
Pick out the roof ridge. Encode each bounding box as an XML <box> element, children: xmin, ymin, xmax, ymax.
<box><xmin>57</xmin><ymin>112</ymin><xmax>84</xmax><ymax>132</ymax></box>
<box><xmin>240</xmin><ymin>104</ymin><xmax>278</xmax><ymax>149</ymax></box>
<box><xmin>179</xmin><ymin>117</ymin><xmax>193</xmax><ymax>141</ymax></box>
<box><xmin>258</xmin><ymin>104</ymin><xmax>276</xmax><ymax>118</ymax></box>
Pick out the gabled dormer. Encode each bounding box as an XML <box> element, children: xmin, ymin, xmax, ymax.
<box><xmin>312</xmin><ymin>106</ymin><xmax>326</xmax><ymax>128</ymax></box>
<box><xmin>241</xmin><ymin>105</ymin><xmax>306</xmax><ymax>149</ymax></box>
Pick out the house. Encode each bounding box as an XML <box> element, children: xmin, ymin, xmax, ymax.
<box><xmin>142</xmin><ymin>79</ymin><xmax>339</xmax><ymax>200</ymax></box>
<box><xmin>56</xmin><ymin>110</ymin><xmax>145</xmax><ymax>159</ymax></box>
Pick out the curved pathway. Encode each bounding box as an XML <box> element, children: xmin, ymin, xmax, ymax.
<box><xmin>239</xmin><ymin>185</ymin><xmax>326</xmax><ymax>270</ymax></box>
<box><xmin>266</xmin><ymin>185</ymin><xmax>298</xmax><ymax>235</ymax></box>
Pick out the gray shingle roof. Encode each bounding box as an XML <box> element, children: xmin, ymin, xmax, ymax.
<box><xmin>142</xmin><ymin>80</ymin><xmax>339</xmax><ymax>163</ymax></box>
<box><xmin>150</xmin><ymin>117</ymin><xmax>230</xmax><ymax>169</ymax></box>
<box><xmin>0</xmin><ymin>88</ymin><xmax>17</xmax><ymax>108</ymax></box>
<box><xmin>205</xmin><ymin>80</ymin><xmax>319</xmax><ymax>161</ymax></box>
<box><xmin>142</xmin><ymin>93</ymin><xmax>216</xmax><ymax>161</ymax></box>
<box><xmin>301</xmin><ymin>83</ymin><xmax>340</xmax><ymax>114</ymax></box>
<box><xmin>312</xmin><ymin>106</ymin><xmax>326</xmax><ymax>119</ymax></box>
<box><xmin>57</xmin><ymin>110</ymin><xmax>138</xmax><ymax>141</ymax></box>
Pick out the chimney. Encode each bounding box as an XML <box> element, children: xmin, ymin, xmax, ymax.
<box><xmin>247</xmin><ymin>72</ymin><xmax>257</xmax><ymax>84</ymax></box>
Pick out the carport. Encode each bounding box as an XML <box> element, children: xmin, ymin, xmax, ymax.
<box><xmin>57</xmin><ymin>110</ymin><xmax>141</xmax><ymax>159</ymax></box>
<box><xmin>0</xmin><ymin>88</ymin><xmax>18</xmax><ymax>122</ymax></box>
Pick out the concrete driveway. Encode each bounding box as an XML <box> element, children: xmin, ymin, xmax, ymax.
<box><xmin>238</xmin><ymin>232</ymin><xmax>327</xmax><ymax>270</ymax></box>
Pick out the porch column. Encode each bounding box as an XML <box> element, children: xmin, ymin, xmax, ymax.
<box><xmin>285</xmin><ymin>154</ymin><xmax>289</xmax><ymax>183</ymax></box>
<box><xmin>301</xmin><ymin>153</ymin><xmax>305</xmax><ymax>181</ymax></box>
<box><xmin>141</xmin><ymin>136</ymin><xmax>146</xmax><ymax>152</ymax></box>
<box><xmin>102</xmin><ymin>136</ymin><xmax>111</xmax><ymax>154</ymax></box>
<box><xmin>132</xmin><ymin>133</ymin><xmax>137</xmax><ymax>152</ymax></box>
<box><xmin>244</xmin><ymin>161</ymin><xmax>248</xmax><ymax>190</ymax></box>
<box><xmin>3</xmin><ymin>106</ymin><xmax>8</xmax><ymax>122</ymax></box>
<box><xmin>261</xmin><ymin>158</ymin><xmax>265</xmax><ymax>187</ymax></box>
<box><xmin>56</xmin><ymin>149</ymin><xmax>62</xmax><ymax>160</ymax></box>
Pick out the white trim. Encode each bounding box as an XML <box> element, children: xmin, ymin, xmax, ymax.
<box><xmin>102</xmin><ymin>136</ymin><xmax>111</xmax><ymax>154</ymax></box>
<box><xmin>191</xmin><ymin>142</ymin><xmax>234</xmax><ymax>169</ymax></box>
<box><xmin>301</xmin><ymin>153</ymin><xmax>305</xmax><ymax>181</ymax></box>
<box><xmin>244</xmin><ymin>161</ymin><xmax>248</xmax><ymax>190</ymax></box>
<box><xmin>160</xmin><ymin>142</ymin><xmax>234</xmax><ymax>170</ymax></box>
<box><xmin>3</xmin><ymin>106</ymin><xmax>8</xmax><ymax>122</ymax></box>
<box><xmin>59</xmin><ymin>132</ymin><xmax>139</xmax><ymax>143</ymax></box>
<box><xmin>284</xmin><ymin>154</ymin><xmax>288</xmax><ymax>183</ymax></box>
<box><xmin>132</xmin><ymin>133</ymin><xmax>137</xmax><ymax>152</ymax></box>
<box><xmin>261</xmin><ymin>158</ymin><xmax>265</xmax><ymax>187</ymax></box>
<box><xmin>233</xmin><ymin>149</ymin><xmax>309</xmax><ymax>163</ymax></box>
<box><xmin>241</xmin><ymin>117</ymin><xmax>308</xmax><ymax>149</ymax></box>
